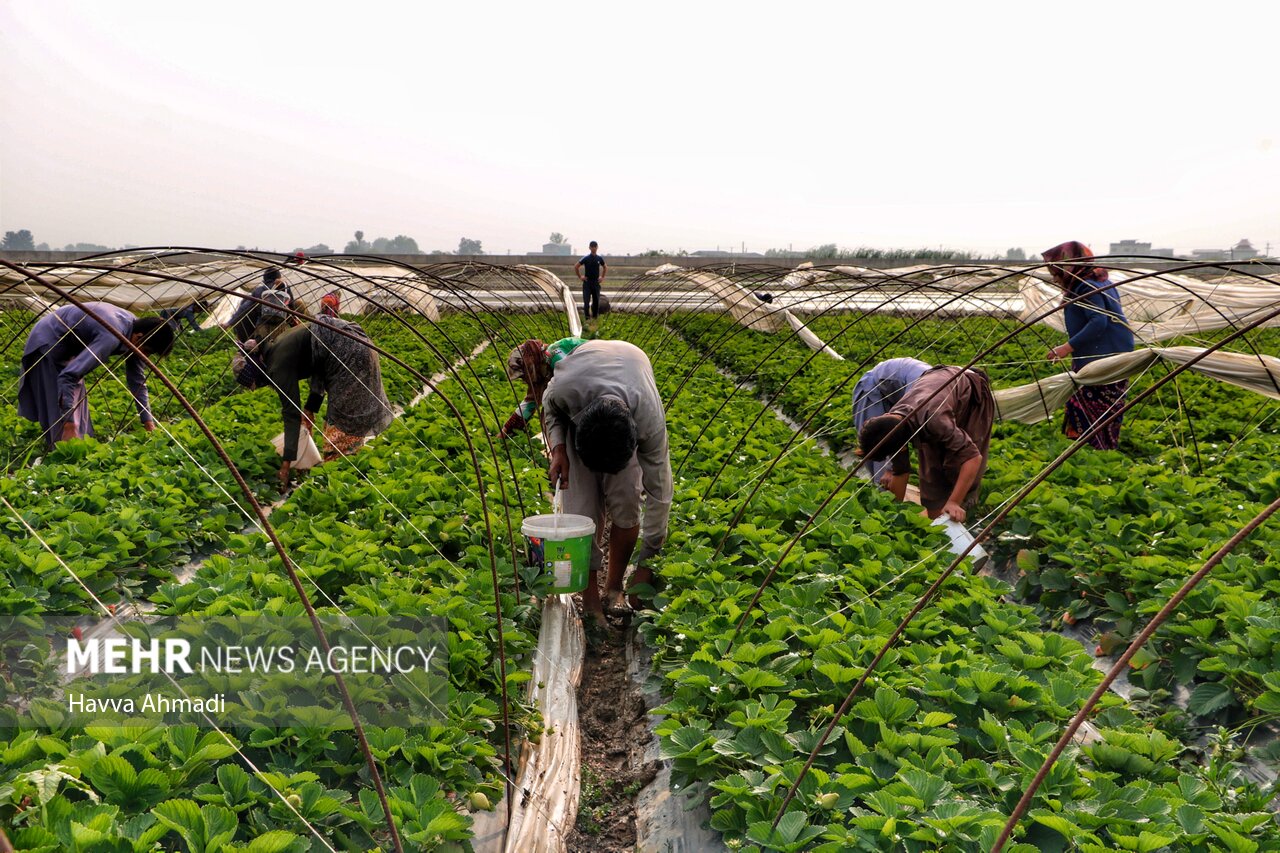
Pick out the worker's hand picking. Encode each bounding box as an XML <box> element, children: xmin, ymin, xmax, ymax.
<box><xmin>498</xmin><ymin>412</ymin><xmax>526</xmax><ymax>440</ymax></box>
<box><xmin>942</xmin><ymin>500</ymin><xmax>967</xmax><ymax>523</ymax></box>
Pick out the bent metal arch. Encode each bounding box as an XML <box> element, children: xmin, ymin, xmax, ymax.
<box><xmin>0</xmin><ymin>252</ymin><xmax>585</xmax><ymax>851</ymax></box>
<box><xmin>630</xmin><ymin>260</ymin><xmax>1280</xmax><ymax>843</ymax></box>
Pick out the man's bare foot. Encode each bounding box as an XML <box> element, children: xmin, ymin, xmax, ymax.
<box><xmin>603</xmin><ymin>588</ymin><xmax>628</xmax><ymax>615</ymax></box>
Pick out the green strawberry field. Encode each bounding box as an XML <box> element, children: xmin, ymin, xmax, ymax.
<box><xmin>2</xmin><ymin>279</ymin><xmax>1279</xmax><ymax>853</ymax></box>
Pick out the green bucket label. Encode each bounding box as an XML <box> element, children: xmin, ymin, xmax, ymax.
<box><xmin>540</xmin><ymin>536</ymin><xmax>590</xmax><ymax>593</ymax></box>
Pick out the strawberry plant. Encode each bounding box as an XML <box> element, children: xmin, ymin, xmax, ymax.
<box><xmin>603</xmin><ymin>313</ymin><xmax>1280</xmax><ymax>852</ymax></box>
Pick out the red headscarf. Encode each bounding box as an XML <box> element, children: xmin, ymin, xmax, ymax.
<box><xmin>320</xmin><ymin>292</ymin><xmax>340</xmax><ymax>318</ymax></box>
<box><xmin>1042</xmin><ymin>241</ymin><xmax>1108</xmax><ymax>290</ymax></box>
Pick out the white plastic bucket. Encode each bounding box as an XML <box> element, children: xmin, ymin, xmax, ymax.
<box><xmin>521</xmin><ymin>513</ymin><xmax>596</xmax><ymax>593</ymax></box>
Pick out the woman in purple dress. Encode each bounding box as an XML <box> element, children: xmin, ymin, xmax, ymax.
<box><xmin>17</xmin><ymin>302</ymin><xmax>175</xmax><ymax>449</ymax></box>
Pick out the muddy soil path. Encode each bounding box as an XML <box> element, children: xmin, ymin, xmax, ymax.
<box><xmin>565</xmin><ymin>609</ymin><xmax>659</xmax><ymax>852</ymax></box>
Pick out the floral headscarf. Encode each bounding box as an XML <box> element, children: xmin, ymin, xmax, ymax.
<box><xmin>1042</xmin><ymin>241</ymin><xmax>1108</xmax><ymax>291</ymax></box>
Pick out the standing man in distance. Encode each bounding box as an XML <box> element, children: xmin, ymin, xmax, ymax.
<box><xmin>542</xmin><ymin>340</ymin><xmax>671</xmax><ymax>629</ymax></box>
<box><xmin>574</xmin><ymin>241</ymin><xmax>607</xmax><ymax>323</ymax></box>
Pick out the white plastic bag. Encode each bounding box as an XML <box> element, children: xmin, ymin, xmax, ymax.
<box><xmin>932</xmin><ymin>516</ymin><xmax>988</xmax><ymax>561</ymax></box>
<box><xmin>270</xmin><ymin>429</ymin><xmax>323</xmax><ymax>470</ymax></box>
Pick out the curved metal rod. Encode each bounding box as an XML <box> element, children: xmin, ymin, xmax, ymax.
<box><xmin>0</xmin><ymin>257</ymin><xmax>549</xmax><ymax>842</ymax></box>
<box><xmin>0</xmin><ymin>260</ymin><xmax>409</xmax><ymax>852</ymax></box>
<box><xmin>991</xmin><ymin>492</ymin><xmax>1280</xmax><ymax>853</ymax></box>
<box><xmin>641</xmin><ymin>263</ymin><xmax>1029</xmax><ymax>483</ymax></box>
<box><xmin>19</xmin><ymin>258</ymin><xmax>529</xmax><ymax>590</ymax></box>
<box><xmin>728</xmin><ymin>262</ymin><xmax>1280</xmax><ymax>617</ymax></box>
<box><xmin>768</xmin><ymin>299</ymin><xmax>1280</xmax><ymax>829</ymax></box>
<box><xmin>684</xmin><ymin>270</ymin><xmax>1032</xmax><ymax>493</ymax></box>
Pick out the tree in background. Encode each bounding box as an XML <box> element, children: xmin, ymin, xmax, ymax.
<box><xmin>343</xmin><ymin>230</ymin><xmax>370</xmax><ymax>254</ymax></box>
<box><xmin>2</xmin><ymin>230</ymin><xmax>35</xmax><ymax>251</ymax></box>
<box><xmin>548</xmin><ymin>232</ymin><xmax>567</xmax><ymax>246</ymax></box>
<box><xmin>64</xmin><ymin>243</ymin><xmax>112</xmax><ymax>253</ymax></box>
<box><xmin>458</xmin><ymin>237</ymin><xmax>483</xmax><ymax>255</ymax></box>
<box><xmin>35</xmin><ymin>242</ymin><xmax>50</xmax><ymax>251</ymax></box>
<box><xmin>1005</xmin><ymin>247</ymin><xmax>1026</xmax><ymax>260</ymax></box>
<box><xmin>300</xmin><ymin>243</ymin><xmax>332</xmax><ymax>255</ymax></box>
<box><xmin>371</xmin><ymin>235</ymin><xmax>420</xmax><ymax>254</ymax></box>
<box><xmin>344</xmin><ymin>232</ymin><xmax>421</xmax><ymax>254</ymax></box>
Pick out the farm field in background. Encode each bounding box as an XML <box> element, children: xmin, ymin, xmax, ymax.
<box><xmin>1</xmin><ymin>254</ymin><xmax>1279</xmax><ymax>852</ymax></box>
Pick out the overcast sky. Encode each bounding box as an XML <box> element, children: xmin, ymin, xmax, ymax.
<box><xmin>2</xmin><ymin>1</ymin><xmax>1277</xmax><ymax>258</ymax></box>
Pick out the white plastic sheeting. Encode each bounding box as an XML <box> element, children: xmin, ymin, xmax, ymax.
<box><xmin>645</xmin><ymin>265</ymin><xmax>843</xmax><ymax>359</ymax></box>
<box><xmin>994</xmin><ymin>346</ymin><xmax>1280</xmax><ymax>424</ymax></box>
<box><xmin>646</xmin><ymin>264</ymin><xmax>785</xmax><ymax>332</ymax></box>
<box><xmin>0</xmin><ymin>261</ymin><xmax>256</xmax><ymax>313</ymax></box>
<box><xmin>782</xmin><ymin>310</ymin><xmax>844</xmax><ymax>361</ymax></box>
<box><xmin>511</xmin><ymin>265</ymin><xmax>583</xmax><ymax>338</ymax></box>
<box><xmin>781</xmin><ymin>263</ymin><xmax>1019</xmax><ymax>292</ymax></box>
<box><xmin>1019</xmin><ymin>269</ymin><xmax>1280</xmax><ymax>344</ymax></box>
<box><xmin>473</xmin><ymin>594</ymin><xmax>584</xmax><ymax>853</ymax></box>
<box><xmin>0</xmin><ymin>257</ymin><xmax>442</xmax><ymax>322</ymax></box>
<box><xmin>776</xmin><ymin>263</ymin><xmax>1027</xmax><ymax>317</ymax></box>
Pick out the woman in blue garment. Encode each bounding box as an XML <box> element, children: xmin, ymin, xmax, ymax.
<box><xmin>1042</xmin><ymin>241</ymin><xmax>1136</xmax><ymax>450</ymax></box>
<box><xmin>852</xmin><ymin>357</ymin><xmax>932</xmax><ymax>497</ymax></box>
<box><xmin>18</xmin><ymin>302</ymin><xmax>175</xmax><ymax>449</ymax></box>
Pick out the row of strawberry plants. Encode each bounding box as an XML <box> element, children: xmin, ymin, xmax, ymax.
<box><xmin>0</xmin><ymin>309</ymin><xmax>501</xmax><ymax>723</ymax></box>
<box><xmin>0</xmin><ymin>312</ymin><xmax>491</xmax><ymax>621</ymax></box>
<box><xmin>668</xmin><ymin>311</ymin><xmax>1280</xmax><ymax>729</ymax></box>
<box><xmin>0</xmin><ymin>311</ymin><xmax>498</xmax><ymax>727</ymax></box>
<box><xmin>603</xmin><ymin>314</ymin><xmax>1280</xmax><ymax>852</ymax></box>
<box><xmin>0</xmin><ymin>311</ymin><xmax>568</xmax><ymax>850</ymax></box>
<box><xmin>806</xmin><ymin>314</ymin><xmax>1280</xmax><ymax>730</ymax></box>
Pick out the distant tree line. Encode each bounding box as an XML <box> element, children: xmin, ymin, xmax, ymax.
<box><xmin>342</xmin><ymin>230</ymin><xmax>421</xmax><ymax>254</ymax></box>
<box><xmin>764</xmin><ymin>244</ymin><xmax>983</xmax><ymax>261</ymax></box>
<box><xmin>637</xmin><ymin>249</ymin><xmax>689</xmax><ymax>257</ymax></box>
<box><xmin>0</xmin><ymin>228</ymin><xmax>494</xmax><ymax>257</ymax></box>
<box><xmin>340</xmin><ymin>230</ymin><xmax>486</xmax><ymax>255</ymax></box>
<box><xmin>2</xmin><ymin>230</ymin><xmax>119</xmax><ymax>253</ymax></box>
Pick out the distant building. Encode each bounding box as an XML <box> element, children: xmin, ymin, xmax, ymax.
<box><xmin>1190</xmin><ymin>239</ymin><xmax>1259</xmax><ymax>262</ymax></box>
<box><xmin>1231</xmin><ymin>238</ymin><xmax>1259</xmax><ymax>260</ymax></box>
<box><xmin>1109</xmin><ymin>240</ymin><xmax>1175</xmax><ymax>259</ymax></box>
<box><xmin>539</xmin><ymin>241</ymin><xmax>574</xmax><ymax>256</ymax></box>
<box><xmin>690</xmin><ymin>249</ymin><xmax>764</xmax><ymax>258</ymax></box>
<box><xmin>1109</xmin><ymin>239</ymin><xmax>1151</xmax><ymax>255</ymax></box>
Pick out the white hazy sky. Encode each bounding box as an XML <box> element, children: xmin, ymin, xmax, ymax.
<box><xmin>1</xmin><ymin>1</ymin><xmax>1277</xmax><ymax>257</ymax></box>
